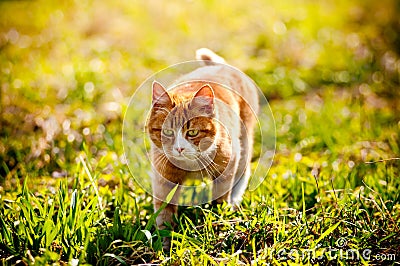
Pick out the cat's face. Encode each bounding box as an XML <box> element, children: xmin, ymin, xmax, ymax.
<box><xmin>147</xmin><ymin>82</ymin><xmax>218</xmax><ymax>170</ymax></box>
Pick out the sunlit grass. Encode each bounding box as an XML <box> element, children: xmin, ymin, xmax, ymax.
<box><xmin>1</xmin><ymin>0</ymin><xmax>399</xmax><ymax>265</ymax></box>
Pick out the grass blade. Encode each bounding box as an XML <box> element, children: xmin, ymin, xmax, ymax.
<box><xmin>313</xmin><ymin>221</ymin><xmax>341</xmax><ymax>248</ymax></box>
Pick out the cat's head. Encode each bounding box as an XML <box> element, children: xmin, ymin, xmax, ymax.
<box><xmin>147</xmin><ymin>81</ymin><xmax>218</xmax><ymax>170</ymax></box>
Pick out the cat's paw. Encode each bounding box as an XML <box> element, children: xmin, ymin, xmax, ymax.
<box><xmin>162</xmin><ymin>237</ymin><xmax>171</xmax><ymax>252</ymax></box>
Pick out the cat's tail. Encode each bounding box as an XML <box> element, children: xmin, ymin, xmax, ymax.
<box><xmin>196</xmin><ymin>48</ymin><xmax>226</xmax><ymax>65</ymax></box>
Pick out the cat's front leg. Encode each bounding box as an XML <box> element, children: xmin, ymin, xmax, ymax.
<box><xmin>212</xmin><ymin>160</ymin><xmax>238</xmax><ymax>205</ymax></box>
<box><xmin>212</xmin><ymin>174</ymin><xmax>235</xmax><ymax>204</ymax></box>
<box><xmin>151</xmin><ymin>172</ymin><xmax>181</xmax><ymax>250</ymax></box>
<box><xmin>153</xmin><ymin>199</ymin><xmax>177</xmax><ymax>230</ymax></box>
<box><xmin>211</xmin><ymin>151</ymin><xmax>239</xmax><ymax>205</ymax></box>
<box><xmin>153</xmin><ymin>198</ymin><xmax>177</xmax><ymax>250</ymax></box>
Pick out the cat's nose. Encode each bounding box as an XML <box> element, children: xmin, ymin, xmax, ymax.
<box><xmin>176</xmin><ymin>147</ymin><xmax>185</xmax><ymax>154</ymax></box>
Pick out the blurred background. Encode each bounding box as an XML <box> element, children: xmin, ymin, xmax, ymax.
<box><xmin>0</xmin><ymin>0</ymin><xmax>399</xmax><ymax>186</ymax></box>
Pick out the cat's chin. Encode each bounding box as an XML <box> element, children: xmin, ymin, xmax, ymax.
<box><xmin>172</xmin><ymin>155</ymin><xmax>197</xmax><ymax>162</ymax></box>
<box><xmin>169</xmin><ymin>154</ymin><xmax>199</xmax><ymax>163</ymax></box>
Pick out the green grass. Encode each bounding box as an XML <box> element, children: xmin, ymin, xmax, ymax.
<box><xmin>1</xmin><ymin>0</ymin><xmax>400</xmax><ymax>265</ymax></box>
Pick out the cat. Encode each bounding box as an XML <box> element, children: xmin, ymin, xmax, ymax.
<box><xmin>146</xmin><ymin>48</ymin><xmax>259</xmax><ymax>249</ymax></box>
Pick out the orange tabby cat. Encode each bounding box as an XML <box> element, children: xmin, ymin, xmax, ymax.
<box><xmin>146</xmin><ymin>48</ymin><xmax>259</xmax><ymax>248</ymax></box>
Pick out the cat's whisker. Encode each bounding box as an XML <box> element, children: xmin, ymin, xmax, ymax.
<box><xmin>153</xmin><ymin>154</ymin><xmax>167</xmax><ymax>167</ymax></box>
<box><xmin>197</xmin><ymin>159</ymin><xmax>217</xmax><ymax>179</ymax></box>
<box><xmin>154</xmin><ymin>107</ymin><xmax>171</xmax><ymax>116</ymax></box>
<box><xmin>154</xmin><ymin>154</ymin><xmax>171</xmax><ymax>175</ymax></box>
<box><xmin>197</xmin><ymin>158</ymin><xmax>212</xmax><ymax>182</ymax></box>
<box><xmin>200</xmin><ymin>156</ymin><xmax>223</xmax><ymax>177</ymax></box>
<box><xmin>160</xmin><ymin>157</ymin><xmax>170</xmax><ymax>174</ymax></box>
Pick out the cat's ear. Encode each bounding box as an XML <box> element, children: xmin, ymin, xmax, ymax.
<box><xmin>192</xmin><ymin>84</ymin><xmax>215</xmax><ymax>116</ymax></box>
<box><xmin>152</xmin><ymin>81</ymin><xmax>172</xmax><ymax>107</ymax></box>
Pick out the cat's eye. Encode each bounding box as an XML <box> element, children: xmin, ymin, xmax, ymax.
<box><xmin>162</xmin><ymin>129</ymin><xmax>174</xmax><ymax>136</ymax></box>
<box><xmin>186</xmin><ymin>129</ymin><xmax>199</xmax><ymax>137</ymax></box>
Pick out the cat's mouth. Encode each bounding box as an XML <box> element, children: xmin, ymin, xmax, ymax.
<box><xmin>164</xmin><ymin>149</ymin><xmax>218</xmax><ymax>171</ymax></box>
<box><xmin>171</xmin><ymin>153</ymin><xmax>198</xmax><ymax>161</ymax></box>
